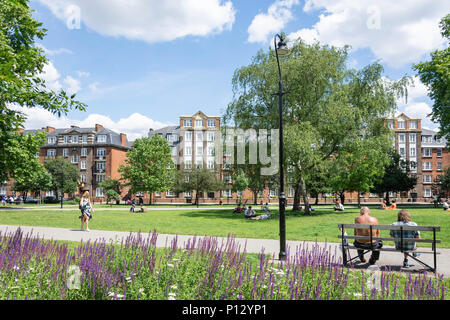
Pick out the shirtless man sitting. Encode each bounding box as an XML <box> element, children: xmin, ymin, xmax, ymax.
<box><xmin>354</xmin><ymin>206</ymin><xmax>383</xmax><ymax>265</ymax></box>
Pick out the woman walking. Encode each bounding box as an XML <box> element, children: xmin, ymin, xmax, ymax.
<box><xmin>79</xmin><ymin>191</ymin><xmax>94</xmax><ymax>231</ymax></box>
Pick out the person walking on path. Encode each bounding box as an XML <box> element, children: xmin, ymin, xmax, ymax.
<box><xmin>79</xmin><ymin>191</ymin><xmax>94</xmax><ymax>232</ymax></box>
<box><xmin>354</xmin><ymin>206</ymin><xmax>382</xmax><ymax>265</ymax></box>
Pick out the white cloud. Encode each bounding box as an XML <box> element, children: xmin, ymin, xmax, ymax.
<box><xmin>11</xmin><ymin>106</ymin><xmax>172</xmax><ymax>141</ymax></box>
<box><xmin>35</xmin><ymin>43</ymin><xmax>73</xmax><ymax>55</ymax></box>
<box><xmin>248</xmin><ymin>0</ymin><xmax>300</xmax><ymax>43</ymax></box>
<box><xmin>39</xmin><ymin>61</ymin><xmax>63</xmax><ymax>91</ymax></box>
<box><xmin>37</xmin><ymin>0</ymin><xmax>236</xmax><ymax>43</ymax></box>
<box><xmin>289</xmin><ymin>0</ymin><xmax>450</xmax><ymax>66</ymax></box>
<box><xmin>63</xmin><ymin>76</ymin><xmax>81</xmax><ymax>95</ymax></box>
<box><xmin>76</xmin><ymin>71</ymin><xmax>90</xmax><ymax>78</ymax></box>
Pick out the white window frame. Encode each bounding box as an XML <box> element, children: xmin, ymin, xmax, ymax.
<box><xmin>207</xmin><ymin>119</ymin><xmax>216</xmax><ymax>127</ymax></box>
<box><xmin>71</xmin><ymin>155</ymin><xmax>79</xmax><ymax>164</ymax></box>
<box><xmin>409</xmin><ymin>133</ymin><xmax>416</xmax><ymax>143</ymax></box>
<box><xmin>63</xmin><ymin>136</ymin><xmax>69</xmax><ymax>144</ymax></box>
<box><xmin>207</xmin><ymin>132</ymin><xmax>215</xmax><ymax>142</ymax></box>
<box><xmin>62</xmin><ymin>148</ymin><xmax>69</xmax><ymax>157</ymax></box>
<box><xmin>269</xmin><ymin>189</ymin><xmax>278</xmax><ymax>197</ymax></box>
<box><xmin>47</xmin><ymin>136</ymin><xmax>56</xmax><ymax>144</ymax></box>
<box><xmin>80</xmin><ymin>160</ymin><xmax>87</xmax><ymax>170</ymax></box>
<box><xmin>183</xmin><ymin>119</ymin><xmax>192</xmax><ymax>127</ymax></box>
<box><xmin>80</xmin><ymin>174</ymin><xmax>86</xmax><ymax>183</ymax></box>
<box><xmin>424</xmin><ymin>189</ymin><xmax>432</xmax><ymax>198</ymax></box>
<box><xmin>410</xmin><ymin>147</ymin><xmax>416</xmax><ymax>157</ymax></box>
<box><xmin>422</xmin><ymin>148</ymin><xmax>432</xmax><ymax>157</ymax></box>
<box><xmin>423</xmin><ymin>161</ymin><xmax>432</xmax><ymax>171</ymax></box>
<box><xmin>195</xmin><ymin>120</ymin><xmax>204</xmax><ymax>128</ymax></box>
<box><xmin>72</xmin><ymin>135</ymin><xmax>79</xmax><ymax>143</ymax></box>
<box><xmin>47</xmin><ymin>149</ymin><xmax>56</xmax><ymax>157</ymax></box>
<box><xmin>184</xmin><ymin>131</ymin><xmax>192</xmax><ymax>142</ymax></box>
<box><xmin>196</xmin><ymin>146</ymin><xmax>203</xmax><ymax>156</ymax></box>
<box><xmin>196</xmin><ymin>131</ymin><xmax>203</xmax><ymax>142</ymax></box>
<box><xmin>184</xmin><ymin>160</ymin><xmax>192</xmax><ymax>170</ymax></box>
<box><xmin>437</xmin><ymin>162</ymin><xmax>443</xmax><ymax>171</ymax></box>
<box><xmin>398</xmin><ymin>133</ymin><xmax>405</xmax><ymax>143</ymax></box>
<box><xmin>437</xmin><ymin>149</ymin><xmax>442</xmax><ymax>157</ymax></box>
<box><xmin>207</xmin><ymin>160</ymin><xmax>215</xmax><ymax>169</ymax></box>
<box><xmin>97</xmin><ymin>135</ymin><xmax>107</xmax><ymax>143</ymax></box>
<box><xmin>97</xmin><ymin>148</ymin><xmax>106</xmax><ymax>157</ymax></box>
<box><xmin>81</xmin><ymin>148</ymin><xmax>88</xmax><ymax>157</ymax></box>
<box><xmin>82</xmin><ymin>135</ymin><xmax>88</xmax><ymax>143</ymax></box>
<box><xmin>398</xmin><ymin>121</ymin><xmax>406</xmax><ymax>129</ymax></box>
<box><xmin>185</xmin><ymin>146</ymin><xmax>192</xmax><ymax>156</ymax></box>
<box><xmin>96</xmin><ymin>188</ymin><xmax>104</xmax><ymax>197</ymax></box>
<box><xmin>409</xmin><ymin>121</ymin><xmax>417</xmax><ymax>129</ymax></box>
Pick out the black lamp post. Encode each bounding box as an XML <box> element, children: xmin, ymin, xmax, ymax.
<box><xmin>274</xmin><ymin>34</ymin><xmax>289</xmax><ymax>261</ymax></box>
<box><xmin>60</xmin><ymin>161</ymin><xmax>64</xmax><ymax>209</ymax></box>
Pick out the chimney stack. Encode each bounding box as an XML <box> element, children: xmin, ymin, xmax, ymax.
<box><xmin>95</xmin><ymin>124</ymin><xmax>103</xmax><ymax>132</ymax></box>
<box><xmin>70</xmin><ymin>125</ymin><xmax>79</xmax><ymax>129</ymax></box>
<box><xmin>120</xmin><ymin>133</ymin><xmax>127</xmax><ymax>147</ymax></box>
<box><xmin>42</xmin><ymin>126</ymin><xmax>55</xmax><ymax>133</ymax></box>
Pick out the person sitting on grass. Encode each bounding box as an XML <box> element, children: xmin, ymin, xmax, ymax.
<box><xmin>387</xmin><ymin>200</ymin><xmax>397</xmax><ymax>210</ymax></box>
<box><xmin>390</xmin><ymin>209</ymin><xmax>421</xmax><ymax>268</ymax></box>
<box><xmin>130</xmin><ymin>203</ymin><xmax>136</xmax><ymax>213</ymax></box>
<box><xmin>334</xmin><ymin>200</ymin><xmax>344</xmax><ymax>211</ymax></box>
<box><xmin>138</xmin><ymin>205</ymin><xmax>147</xmax><ymax>213</ymax></box>
<box><xmin>380</xmin><ymin>200</ymin><xmax>387</xmax><ymax>210</ymax></box>
<box><xmin>244</xmin><ymin>206</ymin><xmax>257</xmax><ymax>218</ymax></box>
<box><xmin>443</xmin><ymin>200</ymin><xmax>449</xmax><ymax>211</ymax></box>
<box><xmin>233</xmin><ymin>204</ymin><xmax>242</xmax><ymax>213</ymax></box>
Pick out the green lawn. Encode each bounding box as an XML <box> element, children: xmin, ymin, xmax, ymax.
<box><xmin>0</xmin><ymin>206</ymin><xmax>448</xmax><ymax>247</ymax></box>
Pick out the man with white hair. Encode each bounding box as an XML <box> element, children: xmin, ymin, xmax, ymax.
<box><xmin>354</xmin><ymin>206</ymin><xmax>383</xmax><ymax>265</ymax></box>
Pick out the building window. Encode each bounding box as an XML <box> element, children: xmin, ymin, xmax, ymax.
<box><xmin>269</xmin><ymin>189</ymin><xmax>278</xmax><ymax>197</ymax></box>
<box><xmin>82</xmin><ymin>135</ymin><xmax>88</xmax><ymax>143</ymax></box>
<box><xmin>196</xmin><ymin>131</ymin><xmax>203</xmax><ymax>141</ymax></box>
<box><xmin>288</xmin><ymin>187</ymin><xmax>295</xmax><ymax>198</ymax></box>
<box><xmin>47</xmin><ymin>136</ymin><xmax>56</xmax><ymax>144</ymax></box>
<box><xmin>422</xmin><ymin>136</ymin><xmax>432</xmax><ymax>143</ymax></box>
<box><xmin>423</xmin><ymin>175</ymin><xmax>433</xmax><ymax>183</ymax></box>
<box><xmin>155</xmin><ymin>191</ymin><xmax>161</xmax><ymax>197</ymax></box>
<box><xmin>184</xmin><ymin>191</ymin><xmax>191</xmax><ymax>197</ymax></box>
<box><xmin>399</xmin><ymin>147</ymin><xmax>405</xmax><ymax>157</ymax></box>
<box><xmin>195</xmin><ymin>120</ymin><xmax>204</xmax><ymax>127</ymax></box>
<box><xmin>0</xmin><ymin>186</ymin><xmax>7</xmax><ymax>195</ymax></box>
<box><xmin>47</xmin><ymin>149</ymin><xmax>56</xmax><ymax>157</ymax></box>
<box><xmin>80</xmin><ymin>160</ymin><xmax>87</xmax><ymax>170</ymax></box>
<box><xmin>387</xmin><ymin>121</ymin><xmax>394</xmax><ymax>129</ymax></box>
<box><xmin>62</xmin><ymin>148</ymin><xmax>69</xmax><ymax>157</ymax></box>
<box><xmin>398</xmin><ymin>121</ymin><xmax>406</xmax><ymax>129</ymax></box>
<box><xmin>207</xmin><ymin>119</ymin><xmax>216</xmax><ymax>127</ymax></box>
<box><xmin>196</xmin><ymin>160</ymin><xmax>203</xmax><ymax>169</ymax></box>
<box><xmin>207</xmin><ymin>160</ymin><xmax>215</xmax><ymax>169</ymax></box>
<box><xmin>96</xmin><ymin>188</ymin><xmax>104</xmax><ymax>197</ymax></box>
<box><xmin>409</xmin><ymin>133</ymin><xmax>416</xmax><ymax>143</ymax></box>
<box><xmin>409</xmin><ymin>121</ymin><xmax>417</xmax><ymax>129</ymax></box>
<box><xmin>422</xmin><ymin>148</ymin><xmax>432</xmax><ymax>157</ymax></box>
<box><xmin>96</xmin><ymin>162</ymin><xmax>105</xmax><ymax>172</ymax></box>
<box><xmin>207</xmin><ymin>146</ymin><xmax>215</xmax><ymax>156</ymax></box>
<box><xmin>72</xmin><ymin>135</ymin><xmax>79</xmax><ymax>143</ymax></box>
<box><xmin>437</xmin><ymin>149</ymin><xmax>442</xmax><ymax>157</ymax></box>
<box><xmin>184</xmin><ymin>160</ymin><xmax>192</xmax><ymax>170</ymax></box>
<box><xmin>96</xmin><ymin>175</ymin><xmax>105</xmax><ymax>183</ymax></box>
<box><xmin>63</xmin><ymin>136</ymin><xmax>69</xmax><ymax>144</ymax></box>
<box><xmin>46</xmin><ymin>190</ymin><xmax>55</xmax><ymax>197</ymax></box>
<box><xmin>196</xmin><ymin>146</ymin><xmax>203</xmax><ymax>156</ymax></box>
<box><xmin>80</xmin><ymin>174</ymin><xmax>86</xmax><ymax>183</ymax></box>
<box><xmin>71</xmin><ymin>155</ymin><xmax>78</xmax><ymax>164</ymax></box>
<box><xmin>207</xmin><ymin>132</ymin><xmax>215</xmax><ymax>142</ymax></box>
<box><xmin>81</xmin><ymin>148</ymin><xmax>88</xmax><ymax>157</ymax></box>
<box><xmin>97</xmin><ymin>135</ymin><xmax>107</xmax><ymax>143</ymax></box>
<box><xmin>222</xmin><ymin>189</ymin><xmax>232</xmax><ymax>197</ymax></box>
<box><xmin>423</xmin><ymin>161</ymin><xmax>432</xmax><ymax>170</ymax></box>
<box><xmin>398</xmin><ymin>133</ymin><xmax>405</xmax><ymax>143</ymax></box>
<box><xmin>410</xmin><ymin>161</ymin><xmax>417</xmax><ymax>171</ymax></box>
<box><xmin>166</xmin><ymin>190</ymin><xmax>175</xmax><ymax>197</ymax></box>
<box><xmin>185</xmin><ymin>146</ymin><xmax>192</xmax><ymax>156</ymax></box>
<box><xmin>410</xmin><ymin>147</ymin><xmax>416</xmax><ymax>157</ymax></box>
<box><xmin>97</xmin><ymin>148</ymin><xmax>106</xmax><ymax>157</ymax></box>
<box><xmin>184</xmin><ymin>131</ymin><xmax>192</xmax><ymax>142</ymax></box>
<box><xmin>424</xmin><ymin>189</ymin><xmax>432</xmax><ymax>198</ymax></box>
<box><xmin>183</xmin><ymin>119</ymin><xmax>192</xmax><ymax>127</ymax></box>
<box><xmin>223</xmin><ymin>174</ymin><xmax>232</xmax><ymax>183</ymax></box>
<box><xmin>437</xmin><ymin>162</ymin><xmax>443</xmax><ymax>171</ymax></box>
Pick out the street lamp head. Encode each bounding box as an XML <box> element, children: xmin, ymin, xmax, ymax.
<box><xmin>275</xmin><ymin>36</ymin><xmax>290</xmax><ymax>57</ymax></box>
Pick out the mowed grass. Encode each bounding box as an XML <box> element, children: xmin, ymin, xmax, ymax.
<box><xmin>0</xmin><ymin>206</ymin><xmax>449</xmax><ymax>247</ymax></box>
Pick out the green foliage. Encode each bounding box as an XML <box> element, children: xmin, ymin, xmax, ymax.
<box><xmin>44</xmin><ymin>157</ymin><xmax>80</xmax><ymax>195</ymax></box>
<box><xmin>0</xmin><ymin>0</ymin><xmax>86</xmax><ymax>181</ymax></box>
<box><xmin>99</xmin><ymin>178</ymin><xmax>122</xmax><ymax>195</ymax></box>
<box><xmin>173</xmin><ymin>167</ymin><xmax>224</xmax><ymax>207</ymax></box>
<box><xmin>13</xmin><ymin>161</ymin><xmax>52</xmax><ymax>195</ymax></box>
<box><xmin>436</xmin><ymin>166</ymin><xmax>450</xmax><ymax>198</ymax></box>
<box><xmin>105</xmin><ymin>190</ymin><xmax>120</xmax><ymax>207</ymax></box>
<box><xmin>119</xmin><ymin>135</ymin><xmax>174</xmax><ymax>195</ymax></box>
<box><xmin>414</xmin><ymin>14</ymin><xmax>450</xmax><ymax>144</ymax></box>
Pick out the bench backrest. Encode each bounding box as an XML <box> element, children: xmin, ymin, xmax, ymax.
<box><xmin>338</xmin><ymin>223</ymin><xmax>440</xmax><ymax>232</ymax></box>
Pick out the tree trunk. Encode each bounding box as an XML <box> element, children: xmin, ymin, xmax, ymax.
<box><xmin>357</xmin><ymin>190</ymin><xmax>361</xmax><ymax>208</ymax></box>
<box><xmin>299</xmin><ymin>176</ymin><xmax>311</xmax><ymax>215</ymax></box>
<box><xmin>292</xmin><ymin>184</ymin><xmax>301</xmax><ymax>211</ymax></box>
<box><xmin>339</xmin><ymin>191</ymin><xmax>345</xmax><ymax>205</ymax></box>
<box><xmin>253</xmin><ymin>190</ymin><xmax>258</xmax><ymax>205</ymax></box>
<box><xmin>315</xmin><ymin>193</ymin><xmax>319</xmax><ymax>205</ymax></box>
<box><xmin>385</xmin><ymin>192</ymin><xmax>390</xmax><ymax>206</ymax></box>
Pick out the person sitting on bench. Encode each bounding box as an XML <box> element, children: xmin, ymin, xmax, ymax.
<box><xmin>354</xmin><ymin>206</ymin><xmax>383</xmax><ymax>265</ymax></box>
<box><xmin>390</xmin><ymin>209</ymin><xmax>421</xmax><ymax>268</ymax></box>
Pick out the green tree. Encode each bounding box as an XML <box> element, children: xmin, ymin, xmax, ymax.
<box><xmin>173</xmin><ymin>166</ymin><xmax>224</xmax><ymax>207</ymax></box>
<box><xmin>44</xmin><ymin>157</ymin><xmax>80</xmax><ymax>207</ymax></box>
<box><xmin>0</xmin><ymin>0</ymin><xmax>86</xmax><ymax>182</ymax></box>
<box><xmin>414</xmin><ymin>14</ymin><xmax>450</xmax><ymax>145</ymax></box>
<box><xmin>231</xmin><ymin>168</ymin><xmax>249</xmax><ymax>204</ymax></box>
<box><xmin>119</xmin><ymin>135</ymin><xmax>174</xmax><ymax>205</ymax></box>
<box><xmin>225</xmin><ymin>39</ymin><xmax>409</xmax><ymax>215</ymax></box>
<box><xmin>13</xmin><ymin>161</ymin><xmax>52</xmax><ymax>202</ymax></box>
<box><xmin>370</xmin><ymin>151</ymin><xmax>417</xmax><ymax>204</ymax></box>
<box><xmin>99</xmin><ymin>178</ymin><xmax>123</xmax><ymax>204</ymax></box>
<box><xmin>436</xmin><ymin>166</ymin><xmax>450</xmax><ymax>199</ymax></box>
<box><xmin>105</xmin><ymin>189</ymin><xmax>120</xmax><ymax>207</ymax></box>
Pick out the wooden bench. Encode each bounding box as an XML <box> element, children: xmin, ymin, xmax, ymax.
<box><xmin>337</xmin><ymin>223</ymin><xmax>441</xmax><ymax>273</ymax></box>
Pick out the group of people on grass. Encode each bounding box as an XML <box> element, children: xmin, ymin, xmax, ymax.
<box><xmin>233</xmin><ymin>203</ymin><xmax>271</xmax><ymax>220</ymax></box>
<box><xmin>348</xmin><ymin>206</ymin><xmax>421</xmax><ymax>268</ymax></box>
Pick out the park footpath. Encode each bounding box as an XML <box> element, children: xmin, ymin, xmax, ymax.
<box><xmin>0</xmin><ymin>224</ymin><xmax>449</xmax><ymax>279</ymax></box>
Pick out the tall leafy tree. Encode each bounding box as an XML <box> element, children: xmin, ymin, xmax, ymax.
<box><xmin>173</xmin><ymin>167</ymin><xmax>224</xmax><ymax>207</ymax></box>
<box><xmin>436</xmin><ymin>166</ymin><xmax>450</xmax><ymax>199</ymax></box>
<box><xmin>0</xmin><ymin>0</ymin><xmax>86</xmax><ymax>182</ymax></box>
<box><xmin>44</xmin><ymin>157</ymin><xmax>80</xmax><ymax>206</ymax></box>
<box><xmin>225</xmin><ymin>39</ymin><xmax>409</xmax><ymax>215</ymax></box>
<box><xmin>13</xmin><ymin>161</ymin><xmax>52</xmax><ymax>201</ymax></box>
<box><xmin>119</xmin><ymin>135</ymin><xmax>174</xmax><ymax>204</ymax></box>
<box><xmin>414</xmin><ymin>14</ymin><xmax>450</xmax><ymax>145</ymax></box>
<box><xmin>99</xmin><ymin>178</ymin><xmax>123</xmax><ymax>204</ymax></box>
<box><xmin>370</xmin><ymin>151</ymin><xmax>417</xmax><ymax>204</ymax></box>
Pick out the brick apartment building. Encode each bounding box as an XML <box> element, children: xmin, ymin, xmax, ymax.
<box><xmin>0</xmin><ymin>124</ymin><xmax>132</xmax><ymax>201</ymax></box>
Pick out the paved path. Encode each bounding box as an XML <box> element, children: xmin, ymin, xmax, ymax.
<box><xmin>0</xmin><ymin>224</ymin><xmax>449</xmax><ymax>278</ymax></box>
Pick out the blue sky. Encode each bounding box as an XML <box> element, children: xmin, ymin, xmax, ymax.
<box><xmin>20</xmin><ymin>0</ymin><xmax>449</xmax><ymax>140</ymax></box>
